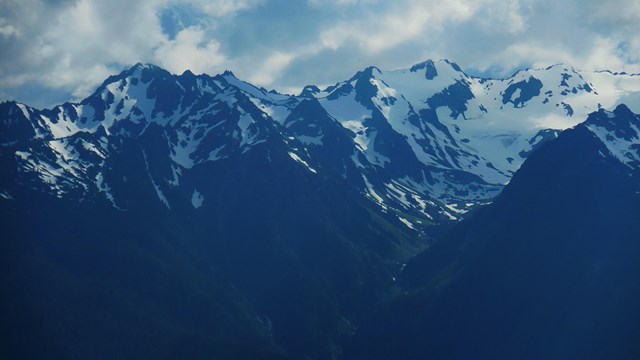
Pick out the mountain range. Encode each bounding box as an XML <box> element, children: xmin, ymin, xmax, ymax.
<box><xmin>3</xmin><ymin>59</ymin><xmax>640</xmax><ymax>222</ymax></box>
<box><xmin>345</xmin><ymin>104</ymin><xmax>640</xmax><ymax>359</ymax></box>
<box><xmin>1</xmin><ymin>59</ymin><xmax>639</xmax><ymax>359</ymax></box>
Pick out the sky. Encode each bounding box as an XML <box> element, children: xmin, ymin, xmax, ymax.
<box><xmin>1</xmin><ymin>0</ymin><xmax>640</xmax><ymax>108</ymax></box>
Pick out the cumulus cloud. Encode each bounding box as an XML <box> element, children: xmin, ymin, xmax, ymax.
<box><xmin>0</xmin><ymin>0</ymin><xmax>253</xmax><ymax>106</ymax></box>
<box><xmin>1</xmin><ymin>0</ymin><xmax>639</xmax><ymax>107</ymax></box>
<box><xmin>192</xmin><ymin>0</ymin><xmax>265</xmax><ymax>17</ymax></box>
<box><xmin>319</xmin><ymin>0</ymin><xmax>481</xmax><ymax>53</ymax></box>
<box><xmin>245</xmin><ymin>51</ymin><xmax>295</xmax><ymax>85</ymax></box>
<box><xmin>0</xmin><ymin>19</ymin><xmax>18</xmax><ymax>38</ymax></box>
<box><xmin>154</xmin><ymin>27</ymin><xmax>227</xmax><ymax>75</ymax></box>
<box><xmin>307</xmin><ymin>0</ymin><xmax>377</xmax><ymax>7</ymax></box>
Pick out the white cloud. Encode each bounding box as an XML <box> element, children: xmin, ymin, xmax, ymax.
<box><xmin>154</xmin><ymin>27</ymin><xmax>227</xmax><ymax>75</ymax></box>
<box><xmin>245</xmin><ymin>51</ymin><xmax>294</xmax><ymax>85</ymax></box>
<box><xmin>585</xmin><ymin>0</ymin><xmax>640</xmax><ymax>25</ymax></box>
<box><xmin>1</xmin><ymin>0</ymin><xmax>640</xmax><ymax>107</ymax></box>
<box><xmin>0</xmin><ymin>19</ymin><xmax>18</xmax><ymax>38</ymax></box>
<box><xmin>193</xmin><ymin>0</ymin><xmax>265</xmax><ymax>17</ymax></box>
<box><xmin>307</xmin><ymin>0</ymin><xmax>375</xmax><ymax>7</ymax></box>
<box><xmin>476</xmin><ymin>0</ymin><xmax>531</xmax><ymax>34</ymax></box>
<box><xmin>319</xmin><ymin>0</ymin><xmax>481</xmax><ymax>53</ymax></box>
<box><xmin>0</xmin><ymin>0</ymin><xmax>262</xmax><ymax>104</ymax></box>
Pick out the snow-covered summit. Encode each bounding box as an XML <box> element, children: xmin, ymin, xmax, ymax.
<box><xmin>584</xmin><ymin>104</ymin><xmax>640</xmax><ymax>170</ymax></box>
<box><xmin>2</xmin><ymin>60</ymin><xmax>640</xmax><ymax>223</ymax></box>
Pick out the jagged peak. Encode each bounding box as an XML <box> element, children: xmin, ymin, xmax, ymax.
<box><xmin>131</xmin><ymin>62</ymin><xmax>162</xmax><ymax>71</ymax></box>
<box><xmin>181</xmin><ymin>69</ymin><xmax>196</xmax><ymax>77</ymax></box>
<box><xmin>440</xmin><ymin>59</ymin><xmax>463</xmax><ymax>72</ymax></box>
<box><xmin>0</xmin><ymin>100</ymin><xmax>22</xmax><ymax>108</ymax></box>
<box><xmin>505</xmin><ymin>63</ymin><xmax>583</xmax><ymax>81</ymax></box>
<box><xmin>584</xmin><ymin>103</ymin><xmax>639</xmax><ymax>131</ymax></box>
<box><xmin>406</xmin><ymin>59</ymin><xmax>467</xmax><ymax>81</ymax></box>
<box><xmin>608</xmin><ymin>104</ymin><xmax>640</xmax><ymax>126</ymax></box>
<box><xmin>89</xmin><ymin>63</ymin><xmax>172</xmax><ymax>97</ymax></box>
<box><xmin>0</xmin><ymin>100</ymin><xmax>35</xmax><ymax>117</ymax></box>
<box><xmin>409</xmin><ymin>59</ymin><xmax>435</xmax><ymax>72</ymax></box>
<box><xmin>128</xmin><ymin>63</ymin><xmax>172</xmax><ymax>79</ymax></box>
<box><xmin>302</xmin><ymin>84</ymin><xmax>320</xmax><ymax>92</ymax></box>
<box><xmin>582</xmin><ymin>103</ymin><xmax>640</xmax><ymax>169</ymax></box>
<box><xmin>364</xmin><ymin>65</ymin><xmax>382</xmax><ymax>74</ymax></box>
<box><xmin>614</xmin><ymin>103</ymin><xmax>637</xmax><ymax>115</ymax></box>
<box><xmin>349</xmin><ymin>66</ymin><xmax>382</xmax><ymax>82</ymax></box>
<box><xmin>299</xmin><ymin>85</ymin><xmax>321</xmax><ymax>98</ymax></box>
<box><xmin>409</xmin><ymin>59</ymin><xmax>442</xmax><ymax>79</ymax></box>
<box><xmin>221</xmin><ymin>70</ymin><xmax>236</xmax><ymax>78</ymax></box>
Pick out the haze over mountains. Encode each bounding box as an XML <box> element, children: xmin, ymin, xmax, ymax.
<box><xmin>1</xmin><ymin>59</ymin><xmax>639</xmax><ymax>359</ymax></box>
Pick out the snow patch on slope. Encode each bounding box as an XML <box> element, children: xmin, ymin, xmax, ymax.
<box><xmin>191</xmin><ymin>189</ymin><xmax>204</xmax><ymax>209</ymax></box>
<box><xmin>288</xmin><ymin>152</ymin><xmax>317</xmax><ymax>173</ymax></box>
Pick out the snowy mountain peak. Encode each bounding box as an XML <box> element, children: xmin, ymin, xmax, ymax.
<box><xmin>122</xmin><ymin>62</ymin><xmax>168</xmax><ymax>81</ymax></box>
<box><xmin>409</xmin><ymin>59</ymin><xmax>438</xmax><ymax>79</ymax></box>
<box><xmin>584</xmin><ymin>104</ymin><xmax>640</xmax><ymax>169</ymax></box>
<box><xmin>180</xmin><ymin>69</ymin><xmax>196</xmax><ymax>77</ymax></box>
<box><xmin>299</xmin><ymin>85</ymin><xmax>321</xmax><ymax>98</ymax></box>
<box><xmin>131</xmin><ymin>62</ymin><xmax>161</xmax><ymax>70</ymax></box>
<box><xmin>359</xmin><ymin>65</ymin><xmax>383</xmax><ymax>77</ymax></box>
<box><xmin>3</xmin><ymin>60</ymin><xmax>640</xmax><ymax>223</ymax></box>
<box><xmin>221</xmin><ymin>69</ymin><xmax>237</xmax><ymax>78</ymax></box>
